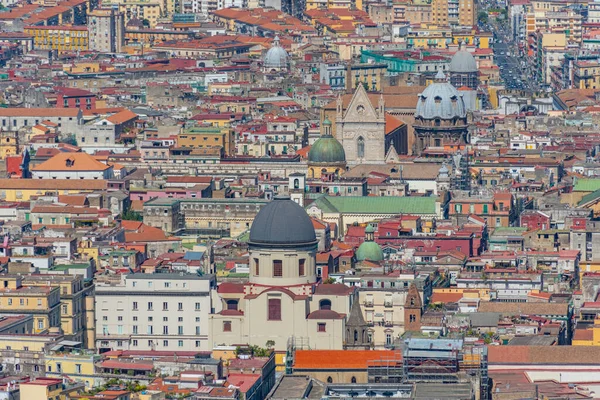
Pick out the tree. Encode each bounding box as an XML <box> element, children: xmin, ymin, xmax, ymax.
<box><xmin>60</xmin><ymin>134</ymin><xmax>77</xmax><ymax>146</ymax></box>
<box><xmin>477</xmin><ymin>11</ymin><xmax>488</xmax><ymax>24</ymax></box>
<box><xmin>121</xmin><ymin>209</ymin><xmax>143</xmax><ymax>221</ymax></box>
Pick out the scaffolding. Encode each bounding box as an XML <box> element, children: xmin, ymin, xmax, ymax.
<box><xmin>400</xmin><ymin>338</ymin><xmax>489</xmax><ymax>400</ymax></box>
<box><xmin>285</xmin><ymin>336</ymin><xmax>311</xmax><ymax>374</ymax></box>
<box><xmin>366</xmin><ymin>351</ymin><xmax>403</xmax><ymax>384</ymax></box>
<box><xmin>451</xmin><ymin>151</ymin><xmax>471</xmax><ymax>192</ymax></box>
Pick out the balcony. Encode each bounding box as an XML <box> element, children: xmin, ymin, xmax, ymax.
<box><xmin>364</xmin><ymin>300</ymin><xmax>374</xmax><ymax>307</ymax></box>
<box><xmin>384</xmin><ymin>320</ymin><xmax>394</xmax><ymax>327</ymax></box>
<box><xmin>384</xmin><ymin>301</ymin><xmax>393</xmax><ymax>307</ymax></box>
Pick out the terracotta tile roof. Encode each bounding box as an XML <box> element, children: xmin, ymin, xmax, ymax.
<box><xmin>488</xmin><ymin>345</ymin><xmax>600</xmax><ymax>365</ymax></box>
<box><xmin>313</xmin><ymin>283</ymin><xmax>354</xmax><ymax>296</ymax></box>
<box><xmin>0</xmin><ymin>108</ymin><xmax>80</xmax><ymax>117</ymax></box>
<box><xmin>430</xmin><ymin>292</ymin><xmax>463</xmax><ymax>303</ymax></box>
<box><xmin>218</xmin><ymin>282</ymin><xmax>245</xmax><ymax>293</ymax></box>
<box><xmin>0</xmin><ymin>178</ymin><xmax>106</xmax><ymax>190</ymax></box>
<box><xmin>57</xmin><ymin>195</ymin><xmax>87</xmax><ymax>206</ymax></box>
<box><xmin>478</xmin><ymin>302</ymin><xmax>568</xmax><ymax>316</ymax></box>
<box><xmin>573</xmin><ymin>329</ymin><xmax>593</xmax><ymax>341</ymax></box>
<box><xmin>105</xmin><ymin>109</ymin><xmax>138</xmax><ymax>125</ymax></box>
<box><xmin>32</xmin><ymin>152</ymin><xmax>110</xmax><ymax>172</ymax></box>
<box><xmin>225</xmin><ymin>374</ymin><xmax>260</xmax><ymax>393</ymax></box>
<box><xmin>306</xmin><ymin>309</ymin><xmax>345</xmax><ymax>319</ymax></box>
<box><xmin>294</xmin><ymin>350</ymin><xmax>396</xmax><ymax>370</ymax></box>
<box><xmin>385</xmin><ymin>113</ymin><xmax>406</xmax><ymax>135</ymax></box>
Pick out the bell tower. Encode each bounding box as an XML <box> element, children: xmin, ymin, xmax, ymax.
<box><xmin>404</xmin><ymin>284</ymin><xmax>422</xmax><ymax>332</ymax></box>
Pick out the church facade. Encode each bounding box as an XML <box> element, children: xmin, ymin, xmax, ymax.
<box><xmin>336</xmin><ymin>84</ymin><xmax>387</xmax><ymax>165</ymax></box>
<box><xmin>208</xmin><ymin>195</ymin><xmax>360</xmax><ymax>353</ymax></box>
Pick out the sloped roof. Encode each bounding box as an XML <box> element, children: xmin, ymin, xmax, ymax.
<box><xmin>32</xmin><ymin>152</ymin><xmax>110</xmax><ymax>172</ymax></box>
<box><xmin>293</xmin><ymin>350</ymin><xmax>395</xmax><ymax>370</ymax></box>
<box><xmin>309</xmin><ymin>196</ymin><xmax>437</xmax><ymax>215</ymax></box>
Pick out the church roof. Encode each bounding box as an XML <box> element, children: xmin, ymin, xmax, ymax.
<box><xmin>347</xmin><ymin>298</ymin><xmax>368</xmax><ymax>328</ymax></box>
<box><xmin>449</xmin><ymin>49</ymin><xmax>478</xmax><ymax>73</ymax></box>
<box><xmin>356</xmin><ymin>241</ymin><xmax>384</xmax><ymax>262</ymax></box>
<box><xmin>308</xmin><ymin>135</ymin><xmax>346</xmax><ymax>164</ymax></box>
<box><xmin>307</xmin><ymin>310</ymin><xmax>345</xmax><ymax>319</ymax></box>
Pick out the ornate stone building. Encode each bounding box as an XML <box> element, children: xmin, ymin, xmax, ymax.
<box><xmin>449</xmin><ymin>44</ymin><xmax>478</xmax><ymax>91</ymax></box>
<box><xmin>308</xmin><ymin>117</ymin><xmax>347</xmax><ymax>179</ymax></box>
<box><xmin>403</xmin><ymin>284</ymin><xmax>423</xmax><ymax>332</ymax></box>
<box><xmin>336</xmin><ymin>84</ymin><xmax>386</xmax><ymax>165</ymax></box>
<box><xmin>413</xmin><ymin>70</ymin><xmax>469</xmax><ymax>156</ymax></box>
<box><xmin>208</xmin><ymin>195</ymin><xmax>357</xmax><ymax>353</ymax></box>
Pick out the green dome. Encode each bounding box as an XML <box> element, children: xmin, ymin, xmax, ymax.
<box><xmin>308</xmin><ymin>135</ymin><xmax>346</xmax><ymax>164</ymax></box>
<box><xmin>323</xmin><ymin>117</ymin><xmax>332</xmax><ymax>126</ymax></box>
<box><xmin>356</xmin><ymin>241</ymin><xmax>384</xmax><ymax>262</ymax></box>
<box><xmin>365</xmin><ymin>224</ymin><xmax>375</xmax><ymax>234</ymax></box>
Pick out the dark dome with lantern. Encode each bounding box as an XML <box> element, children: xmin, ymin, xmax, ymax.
<box><xmin>249</xmin><ymin>195</ymin><xmax>317</xmax><ymax>250</ymax></box>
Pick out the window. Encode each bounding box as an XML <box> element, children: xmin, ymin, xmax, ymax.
<box><xmin>133</xmin><ymin>325</ymin><xmax>138</xmax><ymax>334</ymax></box>
<box><xmin>178</xmin><ymin>317</ymin><xmax>183</xmax><ymax>322</ymax></box>
<box><xmin>351</xmin><ymin>377</ymin><xmax>357</xmax><ymax>383</ymax></box>
<box><xmin>226</xmin><ymin>300</ymin><xmax>238</xmax><ymax>310</ymax></box>
<box><xmin>357</xmin><ymin>136</ymin><xmax>365</xmax><ymax>158</ymax></box>
<box><xmin>268</xmin><ymin>298</ymin><xmax>281</xmax><ymax>321</ymax></box>
<box><xmin>148</xmin><ymin>302</ymin><xmax>153</xmax><ymax>311</ymax></box>
<box><xmin>254</xmin><ymin>258</ymin><xmax>260</xmax><ymax>276</ymax></box>
<box><xmin>164</xmin><ymin>282</ymin><xmax>171</xmax><ymax>288</ymax></box>
<box><xmin>319</xmin><ymin>299</ymin><xmax>332</xmax><ymax>310</ymax></box>
<box><xmin>178</xmin><ymin>340</ymin><xmax>184</xmax><ymax>347</ymax></box>
<box><xmin>196</xmin><ymin>326</ymin><xmax>201</xmax><ymax>335</ymax></box>
<box><xmin>163</xmin><ymin>302</ymin><xmax>168</xmax><ymax>311</ymax></box>
<box><xmin>75</xmin><ymin>364</ymin><xmax>81</xmax><ymax>374</ymax></box>
<box><xmin>299</xmin><ymin>259</ymin><xmax>305</xmax><ymax>276</ymax></box>
<box><xmin>318</xmin><ymin>323</ymin><xmax>326</xmax><ymax>332</ymax></box>
<box><xmin>178</xmin><ymin>326</ymin><xmax>183</xmax><ymax>335</ymax></box>
<box><xmin>223</xmin><ymin>321</ymin><xmax>232</xmax><ymax>332</ymax></box>
<box><xmin>163</xmin><ymin>326</ymin><xmax>169</xmax><ymax>334</ymax></box>
<box><xmin>133</xmin><ymin>340</ymin><xmax>138</xmax><ymax>347</ymax></box>
<box><xmin>133</xmin><ymin>301</ymin><xmax>138</xmax><ymax>310</ymax></box>
<box><xmin>195</xmin><ymin>340</ymin><xmax>201</xmax><ymax>347</ymax></box>
<box><xmin>273</xmin><ymin>260</ymin><xmax>283</xmax><ymax>277</ymax></box>
<box><xmin>195</xmin><ymin>302</ymin><xmax>201</xmax><ymax>310</ymax></box>
<box><xmin>163</xmin><ymin>340</ymin><xmax>169</xmax><ymax>347</ymax></box>
<box><xmin>178</xmin><ymin>302</ymin><xmax>183</xmax><ymax>311</ymax></box>
<box><xmin>56</xmin><ymin>363</ymin><xmax>62</xmax><ymax>373</ymax></box>
<box><xmin>148</xmin><ymin>326</ymin><xmax>153</xmax><ymax>334</ymax></box>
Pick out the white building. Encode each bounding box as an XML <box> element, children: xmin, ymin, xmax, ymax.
<box><xmin>95</xmin><ymin>273</ymin><xmax>216</xmax><ymax>352</ymax></box>
<box><xmin>31</xmin><ymin>152</ymin><xmax>114</xmax><ymax>180</ymax></box>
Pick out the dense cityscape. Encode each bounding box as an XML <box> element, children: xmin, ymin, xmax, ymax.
<box><xmin>0</xmin><ymin>0</ymin><xmax>597</xmax><ymax>397</ymax></box>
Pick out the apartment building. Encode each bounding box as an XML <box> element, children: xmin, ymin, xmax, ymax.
<box><xmin>24</xmin><ymin>25</ymin><xmax>89</xmax><ymax>52</ymax></box>
<box><xmin>95</xmin><ymin>273</ymin><xmax>216</xmax><ymax>352</ymax></box>
<box><xmin>22</xmin><ymin>275</ymin><xmax>95</xmax><ymax>349</ymax></box>
<box><xmin>0</xmin><ymin>275</ymin><xmax>61</xmax><ymax>333</ymax></box>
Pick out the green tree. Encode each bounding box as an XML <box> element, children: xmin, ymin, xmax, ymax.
<box><xmin>121</xmin><ymin>209</ymin><xmax>143</xmax><ymax>221</ymax></box>
<box><xmin>477</xmin><ymin>11</ymin><xmax>488</xmax><ymax>24</ymax></box>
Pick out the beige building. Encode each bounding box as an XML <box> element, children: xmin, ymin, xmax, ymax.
<box><xmin>22</xmin><ymin>274</ymin><xmax>95</xmax><ymax>349</ymax></box>
<box><xmin>95</xmin><ymin>273</ymin><xmax>215</xmax><ymax>352</ymax></box>
<box><xmin>209</xmin><ymin>196</ymin><xmax>359</xmax><ymax>354</ymax></box>
<box><xmin>0</xmin><ymin>275</ymin><xmax>61</xmax><ymax>333</ymax></box>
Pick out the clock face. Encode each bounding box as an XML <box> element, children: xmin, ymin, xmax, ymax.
<box><xmin>356</xmin><ymin>105</ymin><xmax>365</xmax><ymax>115</ymax></box>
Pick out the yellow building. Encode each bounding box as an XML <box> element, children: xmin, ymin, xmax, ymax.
<box><xmin>432</xmin><ymin>0</ymin><xmax>449</xmax><ymax>25</ymax></box>
<box><xmin>25</xmin><ymin>25</ymin><xmax>89</xmax><ymax>53</ymax></box>
<box><xmin>0</xmin><ymin>275</ymin><xmax>61</xmax><ymax>333</ymax></box>
<box><xmin>177</xmin><ymin>127</ymin><xmax>235</xmax><ymax>156</ymax></box>
<box><xmin>0</xmin><ymin>179</ymin><xmax>107</xmax><ymax>203</ymax></box>
<box><xmin>574</xmin><ymin>61</ymin><xmax>600</xmax><ymax>89</ymax></box>
<box><xmin>407</xmin><ymin>24</ymin><xmax>452</xmax><ymax>49</ymax></box>
<box><xmin>63</xmin><ymin>62</ymin><xmax>105</xmax><ymax>74</ymax></box>
<box><xmin>20</xmin><ymin>377</ymin><xmax>64</xmax><ymax>400</ymax></box>
<box><xmin>46</xmin><ymin>352</ymin><xmax>102</xmax><ymax>389</ymax></box>
<box><xmin>23</xmin><ymin>275</ymin><xmax>95</xmax><ymax>349</ymax></box>
<box><xmin>0</xmin><ymin>132</ymin><xmax>17</xmax><ymax>159</ymax></box>
<box><xmin>573</xmin><ymin>316</ymin><xmax>600</xmax><ymax>346</ymax></box>
<box><xmin>102</xmin><ymin>0</ymin><xmax>163</xmax><ymax>27</ymax></box>
<box><xmin>458</xmin><ymin>0</ymin><xmax>475</xmax><ymax>26</ymax></box>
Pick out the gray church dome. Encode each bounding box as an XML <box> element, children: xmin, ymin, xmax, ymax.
<box><xmin>415</xmin><ymin>71</ymin><xmax>467</xmax><ymax>120</ymax></box>
<box><xmin>264</xmin><ymin>36</ymin><xmax>288</xmax><ymax>69</ymax></box>
<box><xmin>449</xmin><ymin>48</ymin><xmax>477</xmax><ymax>73</ymax></box>
<box><xmin>249</xmin><ymin>195</ymin><xmax>317</xmax><ymax>249</ymax></box>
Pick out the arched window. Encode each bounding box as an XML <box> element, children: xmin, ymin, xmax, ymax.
<box><xmin>410</xmin><ymin>297</ymin><xmax>415</xmax><ymax>306</ymax></box>
<box><xmin>327</xmin><ymin>376</ymin><xmax>333</xmax><ymax>383</ymax></box>
<box><xmin>226</xmin><ymin>300</ymin><xmax>238</xmax><ymax>310</ymax></box>
<box><xmin>435</xmin><ymin>118</ymin><xmax>441</xmax><ymax>127</ymax></box>
<box><xmin>293</xmin><ymin>178</ymin><xmax>299</xmax><ymax>189</ymax></box>
<box><xmin>354</xmin><ymin>330</ymin><xmax>359</xmax><ymax>341</ymax></box>
<box><xmin>319</xmin><ymin>299</ymin><xmax>332</xmax><ymax>310</ymax></box>
<box><xmin>351</xmin><ymin>376</ymin><xmax>357</xmax><ymax>383</ymax></box>
<box><xmin>357</xmin><ymin>137</ymin><xmax>365</xmax><ymax>158</ymax></box>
